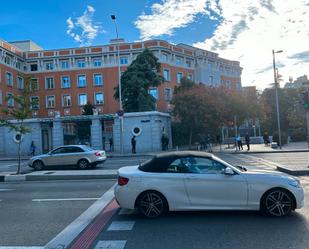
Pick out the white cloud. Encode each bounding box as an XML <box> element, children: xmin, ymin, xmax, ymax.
<box><xmin>135</xmin><ymin>0</ymin><xmax>309</xmax><ymax>89</ymax></box>
<box><xmin>135</xmin><ymin>0</ymin><xmax>218</xmax><ymax>40</ymax></box>
<box><xmin>66</xmin><ymin>5</ymin><xmax>104</xmax><ymax>46</ymax></box>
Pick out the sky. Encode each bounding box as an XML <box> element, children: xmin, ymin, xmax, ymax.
<box><xmin>0</xmin><ymin>0</ymin><xmax>308</xmax><ymax>89</ymax></box>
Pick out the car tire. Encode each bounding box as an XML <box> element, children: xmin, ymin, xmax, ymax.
<box><xmin>261</xmin><ymin>188</ymin><xmax>294</xmax><ymax>217</ymax></box>
<box><xmin>33</xmin><ymin>160</ymin><xmax>44</xmax><ymax>171</ymax></box>
<box><xmin>137</xmin><ymin>191</ymin><xmax>168</xmax><ymax>218</ymax></box>
<box><xmin>77</xmin><ymin>159</ymin><xmax>89</xmax><ymax>169</ymax></box>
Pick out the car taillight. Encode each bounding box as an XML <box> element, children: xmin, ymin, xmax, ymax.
<box><xmin>118</xmin><ymin>176</ymin><xmax>129</xmax><ymax>186</ymax></box>
<box><xmin>95</xmin><ymin>152</ymin><xmax>101</xmax><ymax>156</ymax></box>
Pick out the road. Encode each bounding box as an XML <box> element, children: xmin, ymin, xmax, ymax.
<box><xmin>0</xmin><ymin>179</ymin><xmax>115</xmax><ymax>246</ymax></box>
<box><xmin>0</xmin><ymin>156</ymin><xmax>152</xmax><ymax>174</ymax></box>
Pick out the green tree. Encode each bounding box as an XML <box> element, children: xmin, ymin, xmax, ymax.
<box><xmin>82</xmin><ymin>101</ymin><xmax>95</xmax><ymax>115</ymax></box>
<box><xmin>114</xmin><ymin>49</ymin><xmax>163</xmax><ymax>112</ymax></box>
<box><xmin>0</xmin><ymin>76</ymin><xmax>38</xmax><ymax>174</ymax></box>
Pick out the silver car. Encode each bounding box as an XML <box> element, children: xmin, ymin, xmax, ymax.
<box><xmin>28</xmin><ymin>145</ymin><xmax>107</xmax><ymax>170</ymax></box>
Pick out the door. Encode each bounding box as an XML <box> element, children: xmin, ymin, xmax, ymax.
<box><xmin>182</xmin><ymin>156</ymin><xmax>248</xmax><ymax>209</ymax></box>
<box><xmin>44</xmin><ymin>147</ymin><xmax>70</xmax><ymax>166</ymax></box>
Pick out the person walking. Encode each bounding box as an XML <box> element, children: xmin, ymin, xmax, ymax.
<box><xmin>236</xmin><ymin>135</ymin><xmax>243</xmax><ymax>150</ymax></box>
<box><xmin>131</xmin><ymin>136</ymin><xmax>136</xmax><ymax>154</ymax></box>
<box><xmin>109</xmin><ymin>137</ymin><xmax>113</xmax><ymax>152</ymax></box>
<box><xmin>30</xmin><ymin>141</ymin><xmax>36</xmax><ymax>156</ymax></box>
<box><xmin>245</xmin><ymin>133</ymin><xmax>250</xmax><ymax>151</ymax></box>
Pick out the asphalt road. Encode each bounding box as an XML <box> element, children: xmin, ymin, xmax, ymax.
<box><xmin>91</xmin><ymin>176</ymin><xmax>309</xmax><ymax>249</ymax></box>
<box><xmin>0</xmin><ymin>179</ymin><xmax>115</xmax><ymax>246</ymax></box>
<box><xmin>0</xmin><ymin>156</ymin><xmax>152</xmax><ymax>174</ymax></box>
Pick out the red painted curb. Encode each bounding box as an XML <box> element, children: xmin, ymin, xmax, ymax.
<box><xmin>70</xmin><ymin>199</ymin><xmax>119</xmax><ymax>249</ymax></box>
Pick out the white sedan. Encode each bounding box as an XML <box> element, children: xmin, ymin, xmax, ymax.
<box><xmin>114</xmin><ymin>151</ymin><xmax>304</xmax><ymax>218</ymax></box>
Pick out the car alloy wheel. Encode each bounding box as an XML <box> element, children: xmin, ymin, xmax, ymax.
<box><xmin>264</xmin><ymin>189</ymin><xmax>293</xmax><ymax>217</ymax></box>
<box><xmin>33</xmin><ymin>161</ymin><xmax>44</xmax><ymax>171</ymax></box>
<box><xmin>138</xmin><ymin>191</ymin><xmax>166</xmax><ymax>218</ymax></box>
<box><xmin>78</xmin><ymin>159</ymin><xmax>89</xmax><ymax>169</ymax></box>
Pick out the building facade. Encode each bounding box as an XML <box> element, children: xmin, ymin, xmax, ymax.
<box><xmin>0</xmin><ymin>39</ymin><xmax>242</xmax><ymax>118</ymax></box>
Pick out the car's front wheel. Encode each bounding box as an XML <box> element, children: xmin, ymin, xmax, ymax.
<box><xmin>137</xmin><ymin>191</ymin><xmax>168</xmax><ymax>218</ymax></box>
<box><xmin>261</xmin><ymin>188</ymin><xmax>294</xmax><ymax>217</ymax></box>
<box><xmin>33</xmin><ymin>160</ymin><xmax>44</xmax><ymax>171</ymax></box>
<box><xmin>77</xmin><ymin>159</ymin><xmax>89</xmax><ymax>169</ymax></box>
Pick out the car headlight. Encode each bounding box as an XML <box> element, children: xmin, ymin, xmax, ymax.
<box><xmin>288</xmin><ymin>179</ymin><xmax>301</xmax><ymax>188</ymax></box>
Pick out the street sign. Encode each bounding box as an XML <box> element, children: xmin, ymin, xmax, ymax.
<box><xmin>117</xmin><ymin>110</ymin><xmax>124</xmax><ymax>117</ymax></box>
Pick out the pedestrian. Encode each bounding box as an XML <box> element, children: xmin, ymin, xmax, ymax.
<box><xmin>245</xmin><ymin>133</ymin><xmax>250</xmax><ymax>151</ymax></box>
<box><xmin>206</xmin><ymin>134</ymin><xmax>212</xmax><ymax>152</ymax></box>
<box><xmin>109</xmin><ymin>137</ymin><xmax>113</xmax><ymax>152</ymax></box>
<box><xmin>236</xmin><ymin>134</ymin><xmax>243</xmax><ymax>150</ymax></box>
<box><xmin>131</xmin><ymin>136</ymin><xmax>136</xmax><ymax>154</ymax></box>
<box><xmin>165</xmin><ymin>135</ymin><xmax>169</xmax><ymax>151</ymax></box>
<box><xmin>30</xmin><ymin>141</ymin><xmax>35</xmax><ymax>156</ymax></box>
<box><xmin>161</xmin><ymin>134</ymin><xmax>166</xmax><ymax>151</ymax></box>
<box><xmin>263</xmin><ymin>132</ymin><xmax>270</xmax><ymax>146</ymax></box>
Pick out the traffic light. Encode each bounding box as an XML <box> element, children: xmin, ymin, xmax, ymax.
<box><xmin>302</xmin><ymin>91</ymin><xmax>309</xmax><ymax>110</ymax></box>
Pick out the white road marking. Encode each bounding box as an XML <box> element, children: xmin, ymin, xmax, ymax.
<box><xmin>94</xmin><ymin>240</ymin><xmax>127</xmax><ymax>249</ymax></box>
<box><xmin>32</xmin><ymin>198</ymin><xmax>99</xmax><ymax>202</ymax></box>
<box><xmin>0</xmin><ymin>189</ymin><xmax>14</xmax><ymax>192</ymax></box>
<box><xmin>44</xmin><ymin>184</ymin><xmax>116</xmax><ymax>249</ymax></box>
<box><xmin>107</xmin><ymin>221</ymin><xmax>135</xmax><ymax>231</ymax></box>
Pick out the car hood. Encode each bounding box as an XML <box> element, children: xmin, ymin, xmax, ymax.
<box><xmin>30</xmin><ymin>154</ymin><xmax>50</xmax><ymax>160</ymax></box>
<box><xmin>242</xmin><ymin>169</ymin><xmax>297</xmax><ymax>181</ymax></box>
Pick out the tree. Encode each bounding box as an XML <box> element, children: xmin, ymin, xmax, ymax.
<box><xmin>82</xmin><ymin>101</ymin><xmax>95</xmax><ymax>115</ymax></box>
<box><xmin>0</xmin><ymin>76</ymin><xmax>38</xmax><ymax>174</ymax></box>
<box><xmin>114</xmin><ymin>49</ymin><xmax>163</xmax><ymax>112</ymax></box>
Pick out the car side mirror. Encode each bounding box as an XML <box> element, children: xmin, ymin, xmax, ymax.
<box><xmin>224</xmin><ymin>167</ymin><xmax>234</xmax><ymax>175</ymax></box>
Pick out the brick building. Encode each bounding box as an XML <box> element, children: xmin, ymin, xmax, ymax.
<box><xmin>0</xmin><ymin>39</ymin><xmax>242</xmax><ymax>117</ymax></box>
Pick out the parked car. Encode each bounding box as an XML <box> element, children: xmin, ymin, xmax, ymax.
<box><xmin>28</xmin><ymin>145</ymin><xmax>107</xmax><ymax>170</ymax></box>
<box><xmin>114</xmin><ymin>151</ymin><xmax>304</xmax><ymax>218</ymax></box>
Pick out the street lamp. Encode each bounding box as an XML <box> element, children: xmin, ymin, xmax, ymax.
<box><xmin>111</xmin><ymin>15</ymin><xmax>123</xmax><ymax>153</ymax></box>
<box><xmin>272</xmin><ymin>49</ymin><xmax>283</xmax><ymax>149</ymax></box>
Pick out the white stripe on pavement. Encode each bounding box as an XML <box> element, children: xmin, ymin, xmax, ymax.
<box><xmin>44</xmin><ymin>183</ymin><xmax>116</xmax><ymax>249</ymax></box>
<box><xmin>0</xmin><ymin>189</ymin><xmax>14</xmax><ymax>191</ymax></box>
<box><xmin>94</xmin><ymin>240</ymin><xmax>126</xmax><ymax>249</ymax></box>
<box><xmin>32</xmin><ymin>198</ymin><xmax>100</xmax><ymax>202</ymax></box>
<box><xmin>0</xmin><ymin>247</ymin><xmax>43</xmax><ymax>249</ymax></box>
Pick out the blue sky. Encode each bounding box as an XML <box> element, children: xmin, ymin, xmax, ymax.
<box><xmin>1</xmin><ymin>0</ymin><xmax>308</xmax><ymax>89</ymax></box>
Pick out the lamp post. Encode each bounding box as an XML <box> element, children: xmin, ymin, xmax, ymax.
<box><xmin>272</xmin><ymin>49</ymin><xmax>283</xmax><ymax>149</ymax></box>
<box><xmin>111</xmin><ymin>15</ymin><xmax>123</xmax><ymax>153</ymax></box>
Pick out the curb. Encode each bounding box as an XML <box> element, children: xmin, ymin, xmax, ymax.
<box><xmin>276</xmin><ymin>166</ymin><xmax>309</xmax><ymax>176</ymax></box>
<box><xmin>217</xmin><ymin>149</ymin><xmax>309</xmax><ymax>154</ymax></box>
<box><xmin>0</xmin><ymin>173</ymin><xmax>118</xmax><ymax>182</ymax></box>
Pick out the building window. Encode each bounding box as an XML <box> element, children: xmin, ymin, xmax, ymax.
<box><xmin>45</xmin><ymin>62</ymin><xmax>54</xmax><ymax>70</ymax></box>
<box><xmin>188</xmin><ymin>74</ymin><xmax>193</xmax><ymax>81</ymax></box>
<box><xmin>208</xmin><ymin>62</ymin><xmax>213</xmax><ymax>70</ymax></box>
<box><xmin>6</xmin><ymin>72</ymin><xmax>13</xmax><ymax>86</ymax></box>
<box><xmin>16</xmin><ymin>61</ymin><xmax>21</xmax><ymax>70</ymax></box>
<box><xmin>77</xmin><ymin>75</ymin><xmax>86</xmax><ymax>87</ymax></box>
<box><xmin>30</xmin><ymin>64</ymin><xmax>38</xmax><ymax>71</ymax></box>
<box><xmin>30</xmin><ymin>96</ymin><xmax>39</xmax><ymax>109</ymax></box>
<box><xmin>161</xmin><ymin>53</ymin><xmax>168</xmax><ymax>62</ymax></box>
<box><xmin>93</xmin><ymin>74</ymin><xmax>103</xmax><ymax>86</ymax></box>
<box><xmin>120</xmin><ymin>57</ymin><xmax>128</xmax><ymax>65</ymax></box>
<box><xmin>176</xmin><ymin>72</ymin><xmax>183</xmax><ymax>84</ymax></box>
<box><xmin>61</xmin><ymin>61</ymin><xmax>69</xmax><ymax>69</ymax></box>
<box><xmin>93</xmin><ymin>59</ymin><xmax>102</xmax><ymax>67</ymax></box>
<box><xmin>6</xmin><ymin>93</ymin><xmax>14</xmax><ymax>107</ymax></box>
<box><xmin>30</xmin><ymin>78</ymin><xmax>39</xmax><ymax>91</ymax></box>
<box><xmin>17</xmin><ymin>77</ymin><xmax>24</xmax><ymax>89</ymax></box>
<box><xmin>62</xmin><ymin>95</ymin><xmax>72</xmax><ymax>107</ymax></box>
<box><xmin>209</xmin><ymin>76</ymin><xmax>214</xmax><ymax>84</ymax></box>
<box><xmin>186</xmin><ymin>60</ymin><xmax>192</xmax><ymax>68</ymax></box>
<box><xmin>61</xmin><ymin>76</ymin><xmax>70</xmax><ymax>88</ymax></box>
<box><xmin>175</xmin><ymin>57</ymin><xmax>183</xmax><ymax>66</ymax></box>
<box><xmin>95</xmin><ymin>92</ymin><xmax>104</xmax><ymax>105</ymax></box>
<box><xmin>149</xmin><ymin>88</ymin><xmax>159</xmax><ymax>100</ymax></box>
<box><xmin>45</xmin><ymin>77</ymin><xmax>55</xmax><ymax>89</ymax></box>
<box><xmin>78</xmin><ymin>94</ymin><xmax>87</xmax><ymax>106</ymax></box>
<box><xmin>164</xmin><ymin>88</ymin><xmax>172</xmax><ymax>101</ymax></box>
<box><xmin>77</xmin><ymin>60</ymin><xmax>86</xmax><ymax>68</ymax></box>
<box><xmin>46</xmin><ymin>96</ymin><xmax>55</xmax><ymax>108</ymax></box>
<box><xmin>163</xmin><ymin>69</ymin><xmax>170</xmax><ymax>81</ymax></box>
<box><xmin>4</xmin><ymin>56</ymin><xmax>11</xmax><ymax>65</ymax></box>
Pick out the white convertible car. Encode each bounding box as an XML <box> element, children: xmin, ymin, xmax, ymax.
<box><xmin>114</xmin><ymin>151</ymin><xmax>304</xmax><ymax>218</ymax></box>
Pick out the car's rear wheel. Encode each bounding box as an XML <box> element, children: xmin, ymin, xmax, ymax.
<box><xmin>77</xmin><ymin>159</ymin><xmax>89</xmax><ymax>169</ymax></box>
<box><xmin>33</xmin><ymin>160</ymin><xmax>44</xmax><ymax>171</ymax></box>
<box><xmin>261</xmin><ymin>188</ymin><xmax>294</xmax><ymax>217</ymax></box>
<box><xmin>137</xmin><ymin>191</ymin><xmax>167</xmax><ymax>218</ymax></box>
